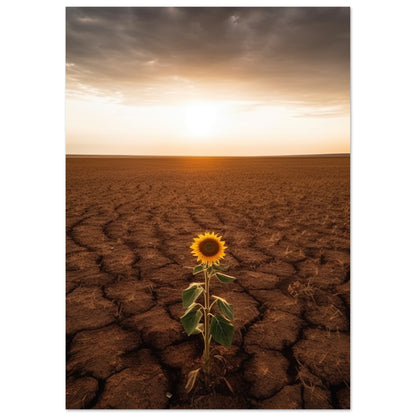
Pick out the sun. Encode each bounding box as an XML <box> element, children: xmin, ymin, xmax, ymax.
<box><xmin>184</xmin><ymin>102</ymin><xmax>219</xmax><ymax>139</ymax></box>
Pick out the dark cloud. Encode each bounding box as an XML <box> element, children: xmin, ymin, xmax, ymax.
<box><xmin>66</xmin><ymin>7</ymin><xmax>349</xmax><ymax>108</ymax></box>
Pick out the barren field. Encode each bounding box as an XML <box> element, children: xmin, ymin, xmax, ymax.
<box><xmin>66</xmin><ymin>156</ymin><xmax>350</xmax><ymax>409</ymax></box>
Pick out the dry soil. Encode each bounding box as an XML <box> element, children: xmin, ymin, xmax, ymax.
<box><xmin>66</xmin><ymin>156</ymin><xmax>350</xmax><ymax>409</ymax></box>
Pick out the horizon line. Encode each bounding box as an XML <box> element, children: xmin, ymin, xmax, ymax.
<box><xmin>66</xmin><ymin>152</ymin><xmax>350</xmax><ymax>158</ymax></box>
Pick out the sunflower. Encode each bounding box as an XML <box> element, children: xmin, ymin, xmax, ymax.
<box><xmin>190</xmin><ymin>232</ymin><xmax>227</xmax><ymax>265</ymax></box>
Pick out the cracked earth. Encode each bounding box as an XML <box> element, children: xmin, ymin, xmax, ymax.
<box><xmin>66</xmin><ymin>156</ymin><xmax>350</xmax><ymax>409</ymax></box>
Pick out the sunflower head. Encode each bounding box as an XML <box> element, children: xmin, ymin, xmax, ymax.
<box><xmin>190</xmin><ymin>232</ymin><xmax>227</xmax><ymax>265</ymax></box>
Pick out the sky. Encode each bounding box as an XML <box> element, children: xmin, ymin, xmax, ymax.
<box><xmin>66</xmin><ymin>7</ymin><xmax>350</xmax><ymax>156</ymax></box>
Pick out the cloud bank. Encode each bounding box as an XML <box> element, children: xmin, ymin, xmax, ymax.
<box><xmin>66</xmin><ymin>7</ymin><xmax>350</xmax><ymax>110</ymax></box>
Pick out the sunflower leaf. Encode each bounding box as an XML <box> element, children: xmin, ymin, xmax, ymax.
<box><xmin>182</xmin><ymin>283</ymin><xmax>204</xmax><ymax>309</ymax></box>
<box><xmin>191</xmin><ymin>323</ymin><xmax>204</xmax><ymax>335</ymax></box>
<box><xmin>181</xmin><ymin>307</ymin><xmax>203</xmax><ymax>336</ymax></box>
<box><xmin>210</xmin><ymin>315</ymin><xmax>234</xmax><ymax>348</ymax></box>
<box><xmin>212</xmin><ymin>296</ymin><xmax>234</xmax><ymax>321</ymax></box>
<box><xmin>212</xmin><ymin>263</ymin><xmax>229</xmax><ymax>272</ymax></box>
<box><xmin>215</xmin><ymin>272</ymin><xmax>236</xmax><ymax>283</ymax></box>
<box><xmin>193</xmin><ymin>264</ymin><xmax>205</xmax><ymax>275</ymax></box>
<box><xmin>185</xmin><ymin>368</ymin><xmax>201</xmax><ymax>393</ymax></box>
<box><xmin>222</xmin><ymin>376</ymin><xmax>235</xmax><ymax>394</ymax></box>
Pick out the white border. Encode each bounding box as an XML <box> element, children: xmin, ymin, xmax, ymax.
<box><xmin>1</xmin><ymin>1</ymin><xmax>416</xmax><ymax>415</ymax></box>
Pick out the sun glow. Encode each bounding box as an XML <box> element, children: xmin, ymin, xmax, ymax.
<box><xmin>184</xmin><ymin>102</ymin><xmax>220</xmax><ymax>139</ymax></box>
<box><xmin>66</xmin><ymin>96</ymin><xmax>350</xmax><ymax>155</ymax></box>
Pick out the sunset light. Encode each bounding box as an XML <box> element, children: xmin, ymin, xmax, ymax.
<box><xmin>66</xmin><ymin>7</ymin><xmax>350</xmax><ymax>156</ymax></box>
<box><xmin>184</xmin><ymin>102</ymin><xmax>221</xmax><ymax>140</ymax></box>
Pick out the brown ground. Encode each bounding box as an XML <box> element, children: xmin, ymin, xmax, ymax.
<box><xmin>66</xmin><ymin>156</ymin><xmax>350</xmax><ymax>409</ymax></box>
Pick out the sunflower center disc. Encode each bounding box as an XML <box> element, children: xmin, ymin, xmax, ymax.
<box><xmin>199</xmin><ymin>238</ymin><xmax>220</xmax><ymax>257</ymax></box>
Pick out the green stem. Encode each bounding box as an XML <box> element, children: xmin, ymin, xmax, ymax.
<box><xmin>203</xmin><ymin>266</ymin><xmax>211</xmax><ymax>387</ymax></box>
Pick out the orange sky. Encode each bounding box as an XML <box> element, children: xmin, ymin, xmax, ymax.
<box><xmin>66</xmin><ymin>7</ymin><xmax>350</xmax><ymax>156</ymax></box>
